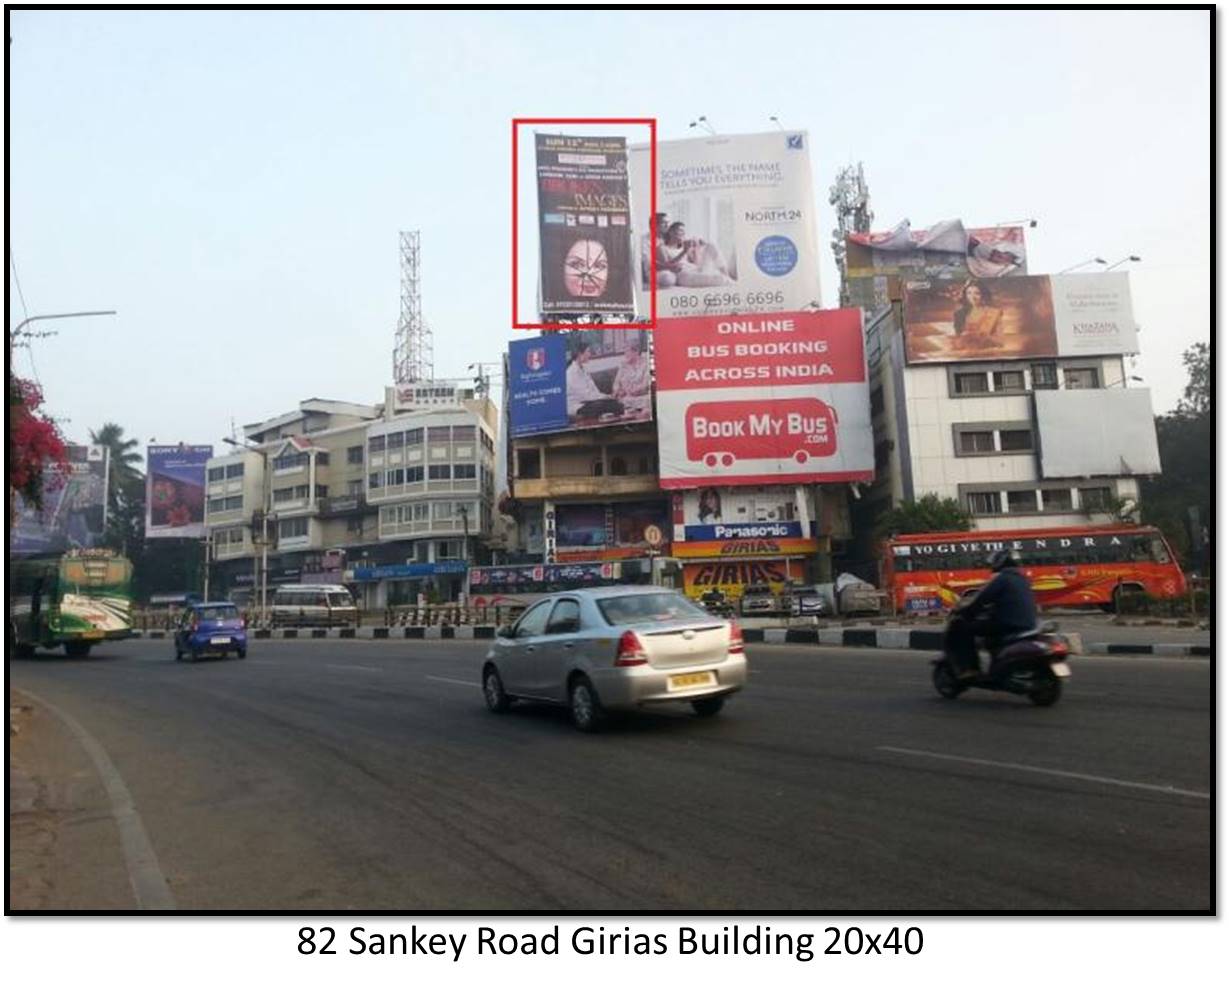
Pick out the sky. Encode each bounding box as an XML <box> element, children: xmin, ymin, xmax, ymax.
<box><xmin>8</xmin><ymin>9</ymin><xmax>1211</xmax><ymax>469</ymax></box>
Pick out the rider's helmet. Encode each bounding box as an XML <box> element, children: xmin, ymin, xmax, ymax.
<box><xmin>988</xmin><ymin>548</ymin><xmax>1019</xmax><ymax>572</ymax></box>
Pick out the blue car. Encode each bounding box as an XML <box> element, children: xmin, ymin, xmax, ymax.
<box><xmin>174</xmin><ymin>601</ymin><xmax>247</xmax><ymax>661</ymax></box>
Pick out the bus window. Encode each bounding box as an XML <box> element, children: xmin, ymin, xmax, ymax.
<box><xmin>1150</xmin><ymin>538</ymin><xmax>1171</xmax><ymax>564</ymax></box>
<box><xmin>1131</xmin><ymin>537</ymin><xmax>1154</xmax><ymax>563</ymax></box>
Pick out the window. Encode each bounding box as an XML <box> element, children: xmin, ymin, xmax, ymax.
<box><xmin>993</xmin><ymin>370</ymin><xmax>1025</xmax><ymax>392</ymax></box>
<box><xmin>597</xmin><ymin>593</ymin><xmax>707</xmax><ymax>625</ymax></box>
<box><xmin>413</xmin><ymin>502</ymin><xmax>429</xmax><ymax>521</ymax></box>
<box><xmin>294</xmin><ymin>485</ymin><xmax>309</xmax><ymax>500</ymax></box>
<box><xmin>432</xmin><ymin>501</ymin><xmax>454</xmax><ymax>521</ymax></box>
<box><xmin>514</xmin><ymin>600</ymin><xmax>552</xmax><ymax>638</ymax></box>
<box><xmin>436</xmin><ymin>539</ymin><xmax>463</xmax><ymax>559</ymax></box>
<box><xmin>346</xmin><ymin>517</ymin><xmax>363</xmax><ymax>534</ymax></box>
<box><xmin>346</xmin><ymin>479</ymin><xmax>363</xmax><ymax>496</ymax></box>
<box><xmin>273</xmin><ymin>487</ymin><xmax>295</xmax><ymax>504</ymax></box>
<box><xmin>1031</xmin><ymin>362</ymin><xmax>1058</xmax><ymax>389</ymax></box>
<box><xmin>966</xmin><ymin>491</ymin><xmax>1002</xmax><ymax>515</ymax></box>
<box><xmin>591</xmin><ymin>459</ymin><xmax>604</xmax><ymax>477</ymax></box>
<box><xmin>278</xmin><ymin>517</ymin><xmax>308</xmax><ymax>539</ymax></box>
<box><xmin>387</xmin><ymin>468</ymin><xmax>405</xmax><ymax>486</ymax></box>
<box><xmin>546</xmin><ymin>599</ymin><xmax>581</xmax><ymax>635</ymax></box>
<box><xmin>1064</xmin><ymin>367</ymin><xmax>1100</xmax><ymax>390</ymax></box>
<box><xmin>414</xmin><ymin>542</ymin><xmax>431</xmax><ymax>563</ymax></box>
<box><xmin>368</xmin><ymin>435</ymin><xmax>386</xmax><ymax>453</ymax></box>
<box><xmin>453</xmin><ymin>463</ymin><xmax>476</xmax><ymax>480</ymax></box>
<box><xmin>958</xmin><ymin>431</ymin><xmax>994</xmax><ymax>455</ymax></box>
<box><xmin>225</xmin><ymin>463</ymin><xmax>244</xmax><ymax>479</ymax></box>
<box><xmin>1041</xmin><ymin>488</ymin><xmax>1073</xmax><ymax>512</ymax></box>
<box><xmin>428</xmin><ymin>426</ymin><xmax>452</xmax><ymax>443</ymax></box>
<box><xmin>517</xmin><ymin>449</ymin><xmax>541</xmax><ymax>479</ymax></box>
<box><xmin>208</xmin><ymin>467</ymin><xmax>225</xmax><ymax>482</ymax></box>
<box><xmin>405</xmin><ymin>428</ymin><xmax>423</xmax><ymax>446</ymax></box>
<box><xmin>208</xmin><ymin>496</ymin><xmax>243</xmax><ymax>513</ymax></box>
<box><xmin>369</xmin><ymin>472</ymin><xmax>382</xmax><ymax>490</ymax></box>
<box><xmin>406</xmin><ymin>466</ymin><xmax>424</xmax><ymax>483</ymax></box>
<box><xmin>347</xmin><ymin>445</ymin><xmax>364</xmax><ymax>465</ymax></box>
<box><xmin>638</xmin><ymin>456</ymin><xmax>654</xmax><ymax>475</ymax></box>
<box><xmin>954</xmin><ymin>372</ymin><xmax>989</xmax><ymax>395</ymax></box>
<box><xmin>428</xmin><ymin>464</ymin><xmax>451</xmax><ymax>480</ymax></box>
<box><xmin>1007</xmin><ymin>490</ymin><xmax>1038</xmax><ymax>513</ymax></box>
<box><xmin>452</xmin><ymin>425</ymin><xmax>475</xmax><ymax>441</ymax></box>
<box><xmin>609</xmin><ymin>457</ymin><xmax>628</xmax><ymax>476</ymax></box>
<box><xmin>315</xmin><ymin>485</ymin><xmax>328</xmax><ymax>498</ymax></box>
<box><xmin>386</xmin><ymin>432</ymin><xmax>404</xmax><ymax>450</ymax></box>
<box><xmin>1080</xmin><ymin>486</ymin><xmax>1113</xmax><ymax>510</ymax></box>
<box><xmin>999</xmin><ymin>429</ymin><xmax>1034</xmax><ymax>452</ymax></box>
<box><xmin>273</xmin><ymin>452</ymin><xmax>308</xmax><ymax>471</ymax></box>
<box><xmin>316</xmin><ymin>452</ymin><xmax>329</xmax><ymax>466</ymax></box>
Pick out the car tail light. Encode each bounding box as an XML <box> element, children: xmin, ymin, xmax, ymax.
<box><xmin>614</xmin><ymin>630</ymin><xmax>648</xmax><ymax>667</ymax></box>
<box><xmin>728</xmin><ymin>620</ymin><xmax>745</xmax><ymax>655</ymax></box>
<box><xmin>1049</xmin><ymin>638</ymin><xmax>1069</xmax><ymax>659</ymax></box>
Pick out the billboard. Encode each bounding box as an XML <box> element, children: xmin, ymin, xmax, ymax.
<box><xmin>145</xmin><ymin>444</ymin><xmax>212</xmax><ymax>539</ymax></box>
<box><xmin>629</xmin><ymin>131</ymin><xmax>821</xmax><ymax>318</ymax></box>
<box><xmin>846</xmin><ymin>220</ymin><xmax>1028</xmax><ymax>279</ymax></box>
<box><xmin>1035</xmin><ymin>389</ymin><xmax>1161</xmax><ymax>478</ymax></box>
<box><xmin>654</xmin><ymin>310</ymin><xmax>874</xmax><ymax>488</ymax></box>
<box><xmin>536</xmin><ymin>134</ymin><xmax>634</xmax><ymax>318</ymax></box>
<box><xmin>10</xmin><ymin>444</ymin><xmax>110</xmax><ymax>556</ymax></box>
<box><xmin>508</xmin><ymin>328</ymin><xmax>653</xmax><ymax>438</ymax></box>
<box><xmin>903</xmin><ymin>272</ymin><xmax>1139</xmax><ymax>364</ymax></box>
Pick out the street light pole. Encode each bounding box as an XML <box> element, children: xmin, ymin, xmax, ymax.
<box><xmin>11</xmin><ymin>310</ymin><xmax>118</xmax><ymax>338</ymax></box>
<box><xmin>224</xmin><ymin>436</ymin><xmax>271</xmax><ymax>615</ymax></box>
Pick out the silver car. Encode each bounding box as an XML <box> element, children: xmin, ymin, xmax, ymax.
<box><xmin>481</xmin><ymin>586</ymin><xmax>748</xmax><ymax>732</ymax></box>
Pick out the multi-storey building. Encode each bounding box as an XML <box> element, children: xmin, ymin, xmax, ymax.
<box><xmin>205</xmin><ymin>387</ymin><xmax>498</xmax><ymax>608</ymax></box>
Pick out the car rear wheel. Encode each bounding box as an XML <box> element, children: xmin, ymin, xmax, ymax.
<box><xmin>568</xmin><ymin>676</ymin><xmax>602</xmax><ymax>733</ymax></box>
<box><xmin>691</xmin><ymin>696</ymin><xmax>725</xmax><ymax>718</ymax></box>
<box><xmin>483</xmin><ymin>665</ymin><xmax>512</xmax><ymax>713</ymax></box>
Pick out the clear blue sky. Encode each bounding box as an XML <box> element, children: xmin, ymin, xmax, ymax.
<box><xmin>9</xmin><ymin>9</ymin><xmax>1210</xmax><ymax>464</ymax></box>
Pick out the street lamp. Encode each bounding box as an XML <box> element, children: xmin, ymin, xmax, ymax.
<box><xmin>688</xmin><ymin>116</ymin><xmax>716</xmax><ymax>135</ymax></box>
<box><xmin>223</xmin><ymin>435</ymin><xmax>271</xmax><ymax>614</ymax></box>
<box><xmin>769</xmin><ymin>115</ymin><xmax>785</xmax><ymax>132</ymax></box>
<box><xmin>11</xmin><ymin>310</ymin><xmax>117</xmax><ymax>338</ymax></box>
<box><xmin>1058</xmin><ymin>257</ymin><xmax>1107</xmax><ymax>274</ymax></box>
<box><xmin>995</xmin><ymin>218</ymin><xmax>1038</xmax><ymax>228</ymax></box>
<box><xmin>1105</xmin><ymin>255</ymin><xmax>1141</xmax><ymax>270</ymax></box>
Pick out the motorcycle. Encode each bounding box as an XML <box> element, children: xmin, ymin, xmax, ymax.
<box><xmin>700</xmin><ymin>591</ymin><xmax>735</xmax><ymax>619</ymax></box>
<box><xmin>931</xmin><ymin>614</ymin><xmax>1072</xmax><ymax>707</ymax></box>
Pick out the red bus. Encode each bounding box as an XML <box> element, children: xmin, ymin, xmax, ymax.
<box><xmin>883</xmin><ymin>525</ymin><xmax>1187</xmax><ymax>614</ymax></box>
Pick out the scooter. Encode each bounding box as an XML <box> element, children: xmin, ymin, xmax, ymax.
<box><xmin>931</xmin><ymin>614</ymin><xmax>1072</xmax><ymax>707</ymax></box>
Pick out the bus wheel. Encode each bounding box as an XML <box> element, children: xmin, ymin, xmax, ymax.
<box><xmin>15</xmin><ymin>643</ymin><xmax>36</xmax><ymax>659</ymax></box>
<box><xmin>64</xmin><ymin>642</ymin><xmax>92</xmax><ymax>658</ymax></box>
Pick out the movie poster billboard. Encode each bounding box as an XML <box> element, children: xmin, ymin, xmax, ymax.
<box><xmin>145</xmin><ymin>444</ymin><xmax>212</xmax><ymax>539</ymax></box>
<box><xmin>902</xmin><ymin>272</ymin><xmax>1138</xmax><ymax>364</ymax></box>
<box><xmin>846</xmin><ymin>220</ymin><xmax>1028</xmax><ymax>279</ymax></box>
<box><xmin>654</xmin><ymin>309</ymin><xmax>874</xmax><ymax>488</ymax></box>
<box><xmin>10</xmin><ymin>444</ymin><xmax>110</xmax><ymax>556</ymax></box>
<box><xmin>536</xmin><ymin>134</ymin><xmax>634</xmax><ymax>318</ymax></box>
<box><xmin>629</xmin><ymin>131</ymin><xmax>821</xmax><ymax>318</ymax></box>
<box><xmin>508</xmin><ymin>328</ymin><xmax>653</xmax><ymax>438</ymax></box>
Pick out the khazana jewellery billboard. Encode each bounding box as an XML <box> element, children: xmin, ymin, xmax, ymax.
<box><xmin>629</xmin><ymin>131</ymin><xmax>821</xmax><ymax>319</ymax></box>
<box><xmin>145</xmin><ymin>444</ymin><xmax>212</xmax><ymax>539</ymax></box>
<box><xmin>654</xmin><ymin>309</ymin><xmax>874</xmax><ymax>488</ymax></box>
<box><xmin>536</xmin><ymin>133</ymin><xmax>634</xmax><ymax>318</ymax></box>
<box><xmin>902</xmin><ymin>272</ymin><xmax>1139</xmax><ymax>364</ymax></box>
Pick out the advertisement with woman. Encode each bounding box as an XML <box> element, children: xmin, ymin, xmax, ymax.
<box><xmin>145</xmin><ymin>444</ymin><xmax>212</xmax><ymax>539</ymax></box>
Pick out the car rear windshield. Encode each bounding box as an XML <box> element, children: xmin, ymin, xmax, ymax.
<box><xmin>597</xmin><ymin>593</ymin><xmax>709</xmax><ymax>626</ymax></box>
<box><xmin>199</xmin><ymin>606</ymin><xmax>238</xmax><ymax>620</ymax></box>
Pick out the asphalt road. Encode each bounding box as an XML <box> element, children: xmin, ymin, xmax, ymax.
<box><xmin>8</xmin><ymin>638</ymin><xmax>1212</xmax><ymax>911</ymax></box>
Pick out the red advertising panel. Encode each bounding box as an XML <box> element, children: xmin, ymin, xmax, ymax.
<box><xmin>654</xmin><ymin>310</ymin><xmax>873</xmax><ymax>488</ymax></box>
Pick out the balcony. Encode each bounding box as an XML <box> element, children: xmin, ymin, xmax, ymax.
<box><xmin>514</xmin><ymin>473</ymin><xmax>660</xmax><ymax>500</ymax></box>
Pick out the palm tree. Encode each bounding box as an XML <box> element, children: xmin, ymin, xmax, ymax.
<box><xmin>90</xmin><ymin>422</ymin><xmax>143</xmax><ymax>507</ymax></box>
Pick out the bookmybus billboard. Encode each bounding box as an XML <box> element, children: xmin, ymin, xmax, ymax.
<box><xmin>145</xmin><ymin>444</ymin><xmax>212</xmax><ymax>539</ymax></box>
<box><xmin>654</xmin><ymin>309</ymin><xmax>874</xmax><ymax>488</ymax></box>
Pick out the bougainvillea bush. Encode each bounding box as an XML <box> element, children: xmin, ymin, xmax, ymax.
<box><xmin>9</xmin><ymin>376</ymin><xmax>69</xmax><ymax>510</ymax></box>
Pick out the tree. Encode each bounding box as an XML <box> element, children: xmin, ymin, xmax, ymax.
<box><xmin>89</xmin><ymin>421</ymin><xmax>143</xmax><ymax>511</ymax></box>
<box><xmin>878</xmin><ymin>494</ymin><xmax>971</xmax><ymax>536</ymax></box>
<box><xmin>8</xmin><ymin>375</ymin><xmax>69</xmax><ymax>517</ymax></box>
<box><xmin>1176</xmin><ymin>341</ymin><xmax>1209</xmax><ymax>416</ymax></box>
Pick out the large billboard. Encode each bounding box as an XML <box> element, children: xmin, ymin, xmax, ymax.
<box><xmin>536</xmin><ymin>134</ymin><xmax>634</xmax><ymax>318</ymax></box>
<box><xmin>629</xmin><ymin>131</ymin><xmax>821</xmax><ymax>318</ymax></box>
<box><xmin>654</xmin><ymin>309</ymin><xmax>874</xmax><ymax>488</ymax></box>
<box><xmin>903</xmin><ymin>272</ymin><xmax>1139</xmax><ymax>364</ymax></box>
<box><xmin>145</xmin><ymin>444</ymin><xmax>212</xmax><ymax>539</ymax></box>
<box><xmin>1035</xmin><ymin>389</ymin><xmax>1161</xmax><ymax>478</ymax></box>
<box><xmin>10</xmin><ymin>444</ymin><xmax>110</xmax><ymax>556</ymax></box>
<box><xmin>508</xmin><ymin>328</ymin><xmax>653</xmax><ymax>438</ymax></box>
<box><xmin>846</xmin><ymin>220</ymin><xmax>1028</xmax><ymax>279</ymax></box>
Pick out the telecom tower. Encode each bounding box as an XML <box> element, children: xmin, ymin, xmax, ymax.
<box><xmin>392</xmin><ymin>230</ymin><xmax>434</xmax><ymax>384</ymax></box>
<box><xmin>828</xmin><ymin>163</ymin><xmax>873</xmax><ymax>307</ymax></box>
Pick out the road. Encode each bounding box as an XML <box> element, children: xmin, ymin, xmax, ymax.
<box><xmin>8</xmin><ymin>638</ymin><xmax>1211</xmax><ymax>911</ymax></box>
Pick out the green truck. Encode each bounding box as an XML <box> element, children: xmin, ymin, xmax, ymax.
<box><xmin>10</xmin><ymin>550</ymin><xmax>134</xmax><ymax>657</ymax></box>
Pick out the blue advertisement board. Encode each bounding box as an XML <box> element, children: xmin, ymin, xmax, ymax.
<box><xmin>352</xmin><ymin>561</ymin><xmax>468</xmax><ymax>582</ymax></box>
<box><xmin>146</xmin><ymin>444</ymin><xmax>213</xmax><ymax>539</ymax></box>
<box><xmin>508</xmin><ymin>335</ymin><xmax>568</xmax><ymax>437</ymax></box>
<box><xmin>684</xmin><ymin>521</ymin><xmax>804</xmax><ymax>541</ymax></box>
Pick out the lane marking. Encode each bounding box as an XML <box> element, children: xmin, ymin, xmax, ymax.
<box><xmin>326</xmin><ymin>663</ymin><xmax>381</xmax><ymax>673</ymax></box>
<box><xmin>425</xmin><ymin>675</ymin><xmax>480</xmax><ymax>688</ymax></box>
<box><xmin>877</xmin><ymin>746</ymin><xmax>1209</xmax><ymax>800</ymax></box>
<box><xmin>16</xmin><ymin>688</ymin><xmax>177</xmax><ymax>909</ymax></box>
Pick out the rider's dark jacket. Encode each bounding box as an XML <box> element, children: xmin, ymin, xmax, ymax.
<box><xmin>961</xmin><ymin>566</ymin><xmax>1037</xmax><ymax>635</ymax></box>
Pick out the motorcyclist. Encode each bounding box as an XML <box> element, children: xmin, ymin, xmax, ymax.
<box><xmin>949</xmin><ymin>548</ymin><xmax>1038</xmax><ymax>679</ymax></box>
<box><xmin>700</xmin><ymin>587</ymin><xmax>729</xmax><ymax>615</ymax></box>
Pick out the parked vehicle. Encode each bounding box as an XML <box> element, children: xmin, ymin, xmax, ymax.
<box><xmin>739</xmin><ymin>583</ymin><xmax>779</xmax><ymax>617</ymax></box>
<box><xmin>174</xmin><ymin>601</ymin><xmax>247</xmax><ymax>661</ymax></box>
<box><xmin>787</xmin><ymin>584</ymin><xmax>828</xmax><ymax>617</ymax></box>
<box><xmin>10</xmin><ymin>550</ymin><xmax>133</xmax><ymax>658</ymax></box>
<box><xmin>482</xmin><ymin>586</ymin><xmax>748</xmax><ymax>732</ymax></box>
<box><xmin>270</xmin><ymin>584</ymin><xmax>359</xmax><ymax>628</ymax></box>
<box><xmin>699</xmin><ymin>587</ymin><xmax>735</xmax><ymax>618</ymax></box>
<box><xmin>931</xmin><ymin>613</ymin><xmax>1071</xmax><ymax>707</ymax></box>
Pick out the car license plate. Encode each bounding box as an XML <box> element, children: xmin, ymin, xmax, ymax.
<box><xmin>668</xmin><ymin>671</ymin><xmax>716</xmax><ymax>692</ymax></box>
<box><xmin>210</xmin><ymin>636</ymin><xmax>230</xmax><ymax>645</ymax></box>
<box><xmin>1050</xmin><ymin>662</ymin><xmax>1072</xmax><ymax>677</ymax></box>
